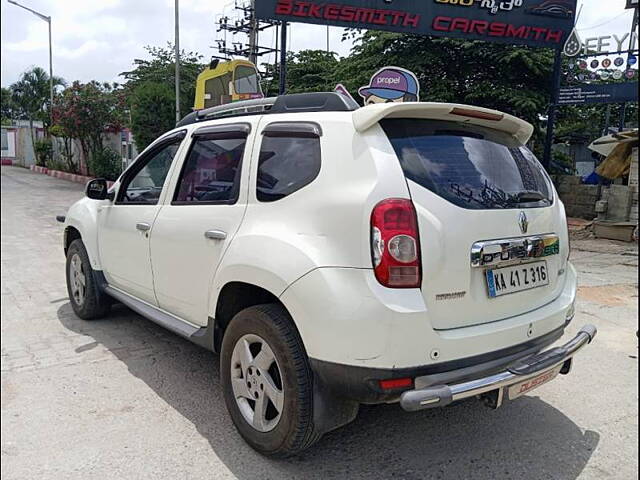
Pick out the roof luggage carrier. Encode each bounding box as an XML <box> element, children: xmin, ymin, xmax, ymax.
<box><xmin>176</xmin><ymin>92</ymin><xmax>359</xmax><ymax>127</ymax></box>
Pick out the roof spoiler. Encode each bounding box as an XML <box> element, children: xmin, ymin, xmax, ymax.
<box><xmin>352</xmin><ymin>102</ymin><xmax>534</xmax><ymax>144</ymax></box>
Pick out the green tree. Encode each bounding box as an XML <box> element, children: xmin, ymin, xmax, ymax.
<box><xmin>53</xmin><ymin>81</ymin><xmax>125</xmax><ymax>178</ymax></box>
<box><xmin>129</xmin><ymin>81</ymin><xmax>176</xmax><ymax>150</ymax></box>
<box><xmin>10</xmin><ymin>66</ymin><xmax>66</xmax><ymax>127</ymax></box>
<box><xmin>261</xmin><ymin>50</ymin><xmax>340</xmax><ymax>97</ymax></box>
<box><xmin>555</xmin><ymin>103</ymin><xmax>638</xmax><ymax>140</ymax></box>
<box><xmin>335</xmin><ymin>33</ymin><xmax>554</xmax><ymax>129</ymax></box>
<box><xmin>262</xmin><ymin>33</ymin><xmax>557</xmax><ymax>150</ymax></box>
<box><xmin>1</xmin><ymin>87</ymin><xmax>18</xmax><ymax>124</ymax></box>
<box><xmin>120</xmin><ymin>43</ymin><xmax>204</xmax><ymax>140</ymax></box>
<box><xmin>9</xmin><ymin>67</ymin><xmax>66</xmax><ymax>163</ymax></box>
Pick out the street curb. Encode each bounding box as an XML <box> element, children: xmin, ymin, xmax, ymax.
<box><xmin>31</xmin><ymin>165</ymin><xmax>49</xmax><ymax>174</ymax></box>
<box><xmin>29</xmin><ymin>165</ymin><xmax>114</xmax><ymax>188</ymax></box>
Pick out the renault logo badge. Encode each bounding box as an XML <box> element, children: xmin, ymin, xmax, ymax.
<box><xmin>519</xmin><ymin>211</ymin><xmax>528</xmax><ymax>234</ymax></box>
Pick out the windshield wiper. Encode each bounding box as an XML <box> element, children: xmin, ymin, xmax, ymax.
<box><xmin>508</xmin><ymin>191</ymin><xmax>548</xmax><ymax>204</ymax></box>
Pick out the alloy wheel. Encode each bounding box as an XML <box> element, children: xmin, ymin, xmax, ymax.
<box><xmin>230</xmin><ymin>333</ymin><xmax>284</xmax><ymax>432</ymax></box>
<box><xmin>69</xmin><ymin>253</ymin><xmax>86</xmax><ymax>306</ymax></box>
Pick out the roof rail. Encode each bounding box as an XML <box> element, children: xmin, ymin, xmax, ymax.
<box><xmin>176</xmin><ymin>97</ymin><xmax>276</xmax><ymax>127</ymax></box>
<box><xmin>176</xmin><ymin>92</ymin><xmax>359</xmax><ymax>127</ymax></box>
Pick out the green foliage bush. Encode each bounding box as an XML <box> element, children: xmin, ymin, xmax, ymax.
<box><xmin>46</xmin><ymin>157</ymin><xmax>68</xmax><ymax>172</ymax></box>
<box><xmin>34</xmin><ymin>139</ymin><xmax>52</xmax><ymax>167</ymax></box>
<box><xmin>49</xmin><ymin>124</ymin><xmax>79</xmax><ymax>173</ymax></box>
<box><xmin>88</xmin><ymin>147</ymin><xmax>122</xmax><ymax>181</ymax></box>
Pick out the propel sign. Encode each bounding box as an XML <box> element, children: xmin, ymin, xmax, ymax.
<box><xmin>256</xmin><ymin>0</ymin><xmax>577</xmax><ymax>48</ymax></box>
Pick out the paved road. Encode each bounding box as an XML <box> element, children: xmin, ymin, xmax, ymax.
<box><xmin>1</xmin><ymin>165</ymin><xmax>638</xmax><ymax>480</ymax></box>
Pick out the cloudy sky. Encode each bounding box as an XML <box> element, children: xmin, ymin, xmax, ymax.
<box><xmin>0</xmin><ymin>0</ymin><xmax>637</xmax><ymax>88</ymax></box>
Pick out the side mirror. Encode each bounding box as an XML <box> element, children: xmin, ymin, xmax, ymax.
<box><xmin>86</xmin><ymin>178</ymin><xmax>112</xmax><ymax>201</ymax></box>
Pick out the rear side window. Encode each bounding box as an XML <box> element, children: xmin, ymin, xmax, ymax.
<box><xmin>256</xmin><ymin>130</ymin><xmax>321</xmax><ymax>202</ymax></box>
<box><xmin>173</xmin><ymin>136</ymin><xmax>246</xmax><ymax>204</ymax></box>
<box><xmin>381</xmin><ymin>119</ymin><xmax>552</xmax><ymax>210</ymax></box>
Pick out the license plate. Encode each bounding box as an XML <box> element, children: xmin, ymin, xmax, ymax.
<box><xmin>507</xmin><ymin>365</ymin><xmax>563</xmax><ymax>400</ymax></box>
<box><xmin>486</xmin><ymin>260</ymin><xmax>549</xmax><ymax>298</ymax></box>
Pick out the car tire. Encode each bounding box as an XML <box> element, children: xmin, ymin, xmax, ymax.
<box><xmin>66</xmin><ymin>239</ymin><xmax>111</xmax><ymax>320</ymax></box>
<box><xmin>220</xmin><ymin>303</ymin><xmax>320</xmax><ymax>457</ymax></box>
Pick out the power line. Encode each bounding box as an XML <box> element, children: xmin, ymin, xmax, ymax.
<box><xmin>576</xmin><ymin>10</ymin><xmax>630</xmax><ymax>31</ymax></box>
<box><xmin>215</xmin><ymin>0</ymin><xmax>277</xmax><ymax>62</ymax></box>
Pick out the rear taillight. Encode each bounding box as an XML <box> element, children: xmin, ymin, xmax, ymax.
<box><xmin>370</xmin><ymin>198</ymin><xmax>421</xmax><ymax>288</ymax></box>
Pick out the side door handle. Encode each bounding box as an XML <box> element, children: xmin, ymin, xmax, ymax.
<box><xmin>136</xmin><ymin>222</ymin><xmax>151</xmax><ymax>232</ymax></box>
<box><xmin>204</xmin><ymin>229</ymin><xmax>227</xmax><ymax>240</ymax></box>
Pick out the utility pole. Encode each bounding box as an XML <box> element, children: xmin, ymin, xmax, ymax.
<box><xmin>279</xmin><ymin>22</ymin><xmax>288</xmax><ymax>95</ymax></box>
<box><xmin>175</xmin><ymin>0</ymin><xmax>181</xmax><ymax>123</ymax></box>
<box><xmin>248</xmin><ymin>0</ymin><xmax>258</xmax><ymax>64</ymax></box>
<box><xmin>48</xmin><ymin>18</ymin><xmax>52</xmax><ymax>123</ymax></box>
<box><xmin>216</xmin><ymin>2</ymin><xmax>276</xmax><ymax>62</ymax></box>
<box><xmin>8</xmin><ymin>0</ymin><xmax>53</xmax><ymax>127</ymax></box>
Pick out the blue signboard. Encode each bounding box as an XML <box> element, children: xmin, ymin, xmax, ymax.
<box><xmin>557</xmin><ymin>82</ymin><xmax>639</xmax><ymax>105</ymax></box>
<box><xmin>256</xmin><ymin>0</ymin><xmax>577</xmax><ymax>48</ymax></box>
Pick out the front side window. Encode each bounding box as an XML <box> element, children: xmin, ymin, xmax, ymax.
<box><xmin>233</xmin><ymin>66</ymin><xmax>259</xmax><ymax>94</ymax></box>
<box><xmin>382</xmin><ymin>119</ymin><xmax>552</xmax><ymax>210</ymax></box>
<box><xmin>119</xmin><ymin>142</ymin><xmax>180</xmax><ymax>205</ymax></box>
<box><xmin>173</xmin><ymin>136</ymin><xmax>246</xmax><ymax>204</ymax></box>
<box><xmin>256</xmin><ymin>135</ymin><xmax>321</xmax><ymax>202</ymax></box>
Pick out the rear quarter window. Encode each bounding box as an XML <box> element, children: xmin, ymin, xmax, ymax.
<box><xmin>256</xmin><ymin>130</ymin><xmax>321</xmax><ymax>202</ymax></box>
<box><xmin>381</xmin><ymin>119</ymin><xmax>553</xmax><ymax>210</ymax></box>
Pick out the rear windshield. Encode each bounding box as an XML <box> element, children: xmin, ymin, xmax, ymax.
<box><xmin>381</xmin><ymin>119</ymin><xmax>553</xmax><ymax>210</ymax></box>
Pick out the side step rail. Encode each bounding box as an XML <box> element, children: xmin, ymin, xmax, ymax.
<box><xmin>104</xmin><ymin>285</ymin><xmax>213</xmax><ymax>350</ymax></box>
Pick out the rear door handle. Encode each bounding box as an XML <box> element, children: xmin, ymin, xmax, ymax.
<box><xmin>204</xmin><ymin>229</ymin><xmax>227</xmax><ymax>240</ymax></box>
<box><xmin>136</xmin><ymin>222</ymin><xmax>151</xmax><ymax>232</ymax></box>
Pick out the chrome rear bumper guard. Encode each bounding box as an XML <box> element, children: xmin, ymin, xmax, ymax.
<box><xmin>400</xmin><ymin>325</ymin><xmax>597</xmax><ymax>412</ymax></box>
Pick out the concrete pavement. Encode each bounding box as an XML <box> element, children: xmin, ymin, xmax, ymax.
<box><xmin>1</xmin><ymin>165</ymin><xmax>638</xmax><ymax>479</ymax></box>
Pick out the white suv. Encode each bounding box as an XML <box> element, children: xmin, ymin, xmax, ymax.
<box><xmin>61</xmin><ymin>92</ymin><xmax>596</xmax><ymax>456</ymax></box>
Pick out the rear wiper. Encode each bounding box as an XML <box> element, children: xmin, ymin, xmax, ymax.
<box><xmin>508</xmin><ymin>191</ymin><xmax>548</xmax><ymax>204</ymax></box>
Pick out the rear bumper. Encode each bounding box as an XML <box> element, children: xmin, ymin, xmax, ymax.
<box><xmin>310</xmin><ymin>323</ymin><xmax>567</xmax><ymax>404</ymax></box>
<box><xmin>309</xmin><ymin>324</ymin><xmax>595</xmax><ymax>406</ymax></box>
<box><xmin>282</xmin><ymin>264</ymin><xmax>577</xmax><ymax>370</ymax></box>
<box><xmin>400</xmin><ymin>324</ymin><xmax>596</xmax><ymax>411</ymax></box>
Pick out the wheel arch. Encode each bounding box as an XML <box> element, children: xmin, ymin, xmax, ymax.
<box><xmin>214</xmin><ymin>279</ymin><xmax>361</xmax><ymax>440</ymax></box>
<box><xmin>212</xmin><ymin>280</ymin><xmax>298</xmax><ymax>353</ymax></box>
<box><xmin>63</xmin><ymin>225</ymin><xmax>82</xmax><ymax>256</ymax></box>
<box><xmin>64</xmin><ymin>198</ymin><xmax>103</xmax><ymax>270</ymax></box>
